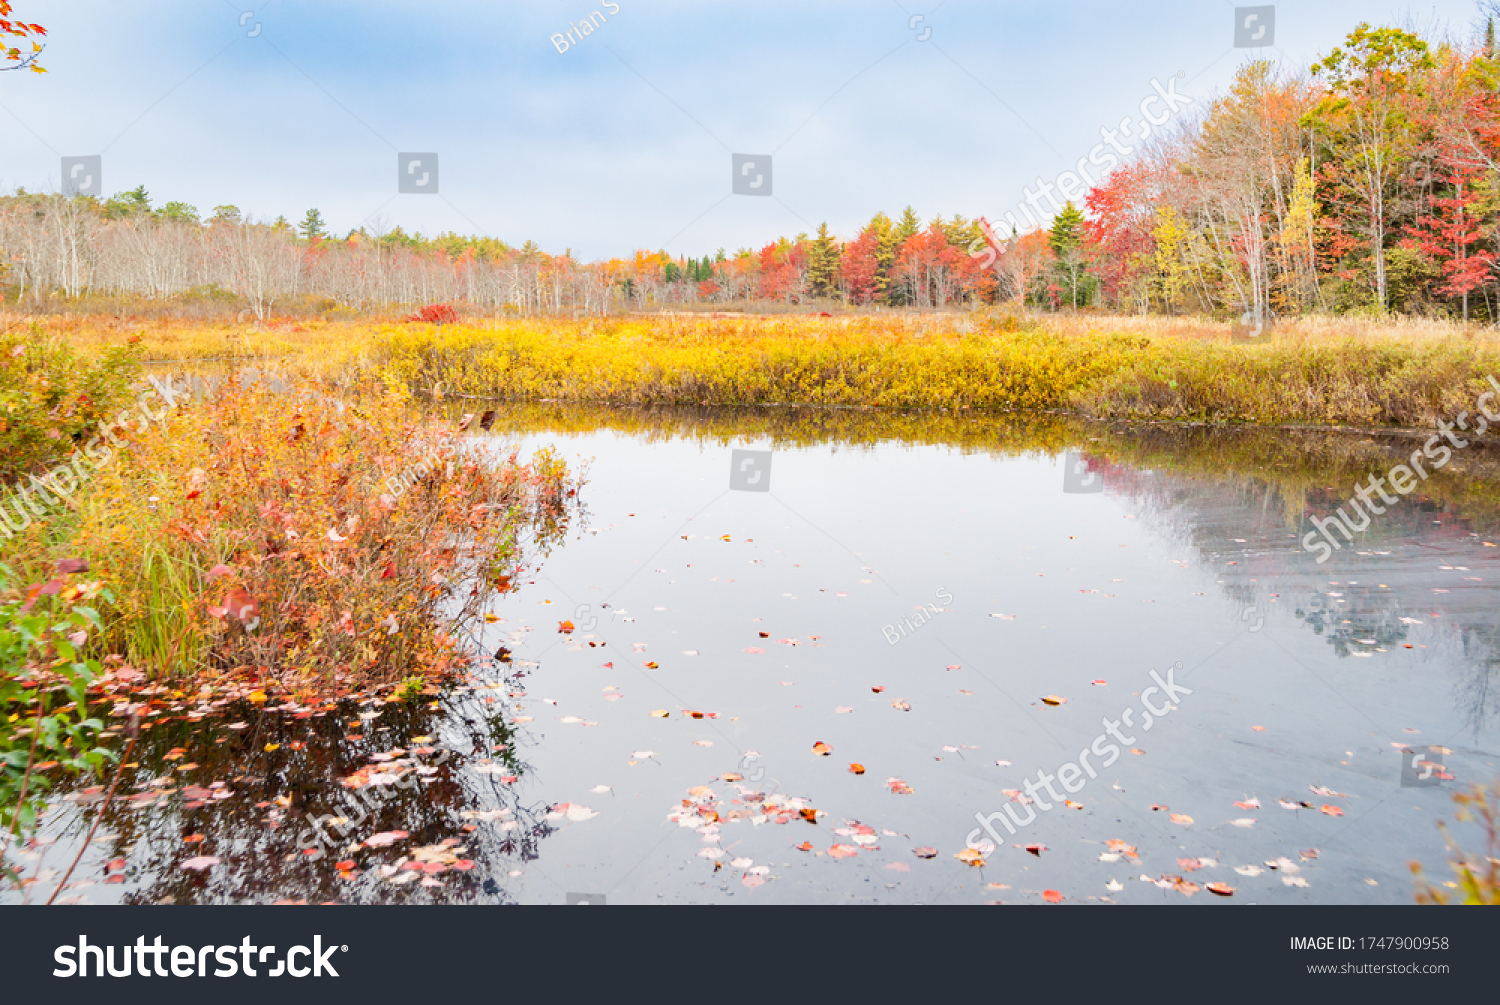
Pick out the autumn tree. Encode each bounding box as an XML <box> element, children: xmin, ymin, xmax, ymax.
<box><xmin>0</xmin><ymin>1</ymin><xmax>44</xmax><ymax>73</ymax></box>
<box><xmin>1306</xmin><ymin>24</ymin><xmax>1436</xmax><ymax>311</ymax></box>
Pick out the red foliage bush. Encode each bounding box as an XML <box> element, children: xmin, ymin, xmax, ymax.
<box><xmin>406</xmin><ymin>304</ymin><xmax>459</xmax><ymax>325</ymax></box>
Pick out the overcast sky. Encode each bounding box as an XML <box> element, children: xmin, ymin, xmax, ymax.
<box><xmin>0</xmin><ymin>1</ymin><xmax>1485</xmax><ymax>259</ymax></box>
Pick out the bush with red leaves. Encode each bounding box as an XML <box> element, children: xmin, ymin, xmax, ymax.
<box><xmin>406</xmin><ymin>304</ymin><xmax>459</xmax><ymax>325</ymax></box>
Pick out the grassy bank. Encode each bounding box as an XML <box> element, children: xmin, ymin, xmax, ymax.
<box><xmin>37</xmin><ymin>312</ymin><xmax>1500</xmax><ymax>428</ymax></box>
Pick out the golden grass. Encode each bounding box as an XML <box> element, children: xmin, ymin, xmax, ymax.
<box><xmin>28</xmin><ymin>310</ymin><xmax>1500</xmax><ymax>427</ymax></box>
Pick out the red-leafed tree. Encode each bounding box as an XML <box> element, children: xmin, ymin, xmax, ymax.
<box><xmin>1402</xmin><ymin>160</ymin><xmax>1494</xmax><ymax>320</ymax></box>
<box><xmin>1085</xmin><ymin>162</ymin><xmax>1157</xmax><ymax>310</ymax></box>
<box><xmin>839</xmin><ymin>225</ymin><xmax>881</xmax><ymax>305</ymax></box>
<box><xmin>757</xmin><ymin>239</ymin><xmax>807</xmax><ymax>304</ymax></box>
<box><xmin>1</xmin><ymin>1</ymin><xmax>45</xmax><ymax>72</ymax></box>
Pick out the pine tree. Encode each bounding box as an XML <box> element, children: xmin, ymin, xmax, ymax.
<box><xmin>1049</xmin><ymin>202</ymin><xmax>1087</xmax><ymax>309</ymax></box>
<box><xmin>299</xmin><ymin>208</ymin><xmax>327</xmax><ymax>240</ymax></box>
<box><xmin>895</xmin><ymin>206</ymin><xmax>920</xmax><ymax>243</ymax></box>
<box><xmin>807</xmin><ymin>222</ymin><xmax>839</xmax><ymax>298</ymax></box>
<box><xmin>865</xmin><ymin>212</ymin><xmax>896</xmax><ymax>304</ymax></box>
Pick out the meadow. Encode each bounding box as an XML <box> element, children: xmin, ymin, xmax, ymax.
<box><xmin>22</xmin><ymin>309</ymin><xmax>1500</xmax><ymax>428</ymax></box>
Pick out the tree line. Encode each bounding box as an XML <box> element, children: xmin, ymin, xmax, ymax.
<box><xmin>5</xmin><ymin>18</ymin><xmax>1500</xmax><ymax>320</ymax></box>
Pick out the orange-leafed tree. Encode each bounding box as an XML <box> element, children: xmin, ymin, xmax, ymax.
<box><xmin>1</xmin><ymin>1</ymin><xmax>45</xmax><ymax>73</ymax></box>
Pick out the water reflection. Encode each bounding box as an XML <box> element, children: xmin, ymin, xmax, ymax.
<box><xmin>14</xmin><ymin>398</ymin><xmax>1500</xmax><ymax>903</ymax></box>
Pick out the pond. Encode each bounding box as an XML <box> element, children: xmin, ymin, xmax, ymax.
<box><xmin>8</xmin><ymin>401</ymin><xmax>1500</xmax><ymax>905</ymax></box>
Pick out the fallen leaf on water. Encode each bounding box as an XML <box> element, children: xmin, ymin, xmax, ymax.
<box><xmin>1229</xmin><ymin>818</ymin><xmax>1257</xmax><ymax>828</ymax></box>
<box><xmin>1234</xmin><ymin>797</ymin><xmax>1261</xmax><ymax>810</ymax></box>
<box><xmin>650</xmin><ymin>709</ymin><xmax>670</xmax><ymax>718</ymax></box>
<box><xmin>1234</xmin><ymin>865</ymin><xmax>1264</xmax><ymax>877</ymax></box>
<box><xmin>955</xmin><ymin>848</ymin><xmax>985</xmax><ymax>867</ymax></box>
<box><xmin>912</xmin><ymin>847</ymin><xmax>938</xmax><ymax>859</ymax></box>
<box><xmin>181</xmin><ymin>856</ymin><xmax>220</xmax><ymax>871</ymax></box>
<box><xmin>1150</xmin><ymin>804</ymin><xmax>1170</xmax><ymax>812</ymax></box>
<box><xmin>1283</xmin><ymin>875</ymin><xmax>1309</xmax><ymax>888</ymax></box>
<box><xmin>721</xmin><ymin>772</ymin><xmax>743</xmax><ymax>782</ymax></box>
<box><xmin>1105</xmin><ymin>879</ymin><xmax>1124</xmax><ymax>892</ymax></box>
<box><xmin>1130</xmin><ymin>748</ymin><xmax>1146</xmax><ymax>755</ymax></box>
<box><xmin>945</xmin><ymin>664</ymin><xmax>961</xmax><ymax>670</ymax></box>
<box><xmin>811</xmin><ymin>741</ymin><xmax>833</xmax><ymax>756</ymax></box>
<box><xmin>835</xmin><ymin>706</ymin><xmax>854</xmax><ymax>714</ymax></box>
<box><xmin>1177</xmin><ymin>857</ymin><xmax>1203</xmax><ymax>872</ymax></box>
<box><xmin>1091</xmin><ymin>679</ymin><xmax>1107</xmax><ymax>686</ymax></box>
<box><xmin>1042</xmin><ymin>889</ymin><xmax>1064</xmax><ymax>903</ymax></box>
<box><xmin>886</xmin><ymin>777</ymin><xmax>915</xmax><ymax>795</ymax></box>
<box><xmin>643</xmin><ymin>662</ymin><xmax>659</xmax><ymax>669</ymax></box>
<box><xmin>1252</xmin><ymin>725</ymin><xmax>1266</xmax><ymax>732</ymax></box>
<box><xmin>848</xmin><ymin>763</ymin><xmax>866</xmax><ymax>775</ymax></box>
<box><xmin>827</xmin><ymin>844</ymin><xmax>859</xmax><ymax>859</ymax></box>
<box><xmin>1024</xmin><ymin>844</ymin><xmax>1047</xmax><ymax>857</ymax></box>
<box><xmin>1206</xmin><ymin>882</ymin><xmax>1235</xmax><ymax>897</ymax></box>
<box><xmin>1040</xmin><ymin>695</ymin><xmax>1066</xmax><ymax>706</ymax></box>
<box><xmin>1105</xmin><ymin>840</ymin><xmax>1138</xmax><ymax>858</ymax></box>
<box><xmin>1169</xmin><ymin>814</ymin><xmax>1194</xmax><ymax>825</ymax></box>
<box><xmin>794</xmin><ymin>841</ymin><xmax>813</xmax><ymax>852</ymax></box>
<box><xmin>1320</xmin><ymin>804</ymin><xmax>1344</xmax><ymax>817</ymax></box>
<box><xmin>890</xmin><ymin>699</ymin><xmax>912</xmax><ymax>712</ymax></box>
<box><xmin>871</xmin><ymin>685</ymin><xmax>886</xmax><ymax>693</ymax></box>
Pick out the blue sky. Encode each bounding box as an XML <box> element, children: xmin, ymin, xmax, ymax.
<box><xmin>0</xmin><ymin>0</ymin><xmax>1486</xmax><ymax>259</ymax></box>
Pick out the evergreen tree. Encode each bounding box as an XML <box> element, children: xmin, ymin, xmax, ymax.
<box><xmin>102</xmin><ymin>185</ymin><xmax>151</xmax><ymax>219</ymax></box>
<box><xmin>807</xmin><ymin>222</ymin><xmax>839</xmax><ymax>298</ymax></box>
<box><xmin>299</xmin><ymin>208</ymin><xmax>327</xmax><ymax>240</ymax></box>
<box><xmin>1048</xmin><ymin>202</ymin><xmax>1088</xmax><ymax>309</ymax></box>
<box><xmin>895</xmin><ymin>205</ymin><xmax>921</xmax><ymax>243</ymax></box>
<box><xmin>866</xmin><ymin>212</ymin><xmax>897</xmax><ymax>304</ymax></box>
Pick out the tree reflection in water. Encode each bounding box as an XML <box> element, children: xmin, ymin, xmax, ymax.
<box><xmin>44</xmin><ymin>654</ymin><xmax>555</xmax><ymax>905</ymax></box>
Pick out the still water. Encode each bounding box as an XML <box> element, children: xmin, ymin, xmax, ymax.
<box><xmin>9</xmin><ymin>405</ymin><xmax>1500</xmax><ymax>904</ymax></box>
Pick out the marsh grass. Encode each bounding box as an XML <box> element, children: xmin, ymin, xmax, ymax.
<box><xmin>35</xmin><ymin>311</ymin><xmax>1500</xmax><ymax>428</ymax></box>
